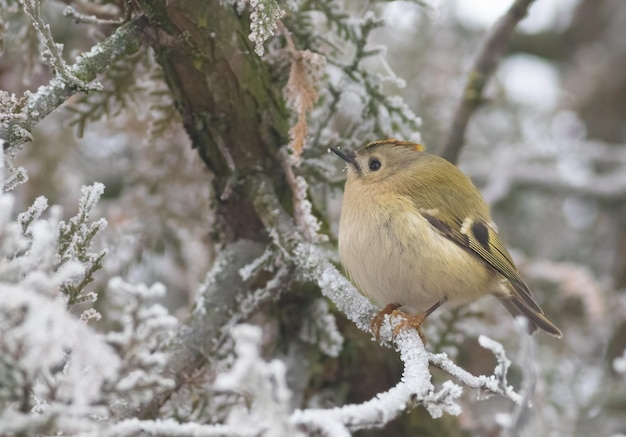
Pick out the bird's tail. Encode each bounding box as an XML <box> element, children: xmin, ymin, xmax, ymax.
<box><xmin>497</xmin><ymin>285</ymin><xmax>562</xmax><ymax>338</ymax></box>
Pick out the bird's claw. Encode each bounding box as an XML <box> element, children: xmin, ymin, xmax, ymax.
<box><xmin>371</xmin><ymin>304</ymin><xmax>428</xmax><ymax>345</ymax></box>
<box><xmin>370</xmin><ymin>303</ymin><xmax>400</xmax><ymax>342</ymax></box>
<box><xmin>390</xmin><ymin>310</ymin><xmax>428</xmax><ymax>345</ymax></box>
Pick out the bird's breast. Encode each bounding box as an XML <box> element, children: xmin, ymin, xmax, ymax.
<box><xmin>338</xmin><ymin>194</ymin><xmax>495</xmax><ymax>313</ymax></box>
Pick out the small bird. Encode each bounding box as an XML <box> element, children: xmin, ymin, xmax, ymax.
<box><xmin>331</xmin><ymin>139</ymin><xmax>562</xmax><ymax>343</ymax></box>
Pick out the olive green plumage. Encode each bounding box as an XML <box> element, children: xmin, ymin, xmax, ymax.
<box><xmin>332</xmin><ymin>139</ymin><xmax>562</xmax><ymax>338</ymax></box>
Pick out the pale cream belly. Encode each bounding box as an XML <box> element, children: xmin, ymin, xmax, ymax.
<box><xmin>338</xmin><ymin>207</ymin><xmax>499</xmax><ymax>314</ymax></box>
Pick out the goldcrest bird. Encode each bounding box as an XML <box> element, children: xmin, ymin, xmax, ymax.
<box><xmin>331</xmin><ymin>139</ymin><xmax>562</xmax><ymax>342</ymax></box>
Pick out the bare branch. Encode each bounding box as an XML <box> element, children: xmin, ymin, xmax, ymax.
<box><xmin>500</xmin><ymin>318</ymin><xmax>536</xmax><ymax>436</ymax></box>
<box><xmin>441</xmin><ymin>0</ymin><xmax>536</xmax><ymax>164</ymax></box>
<box><xmin>468</xmin><ymin>162</ymin><xmax>626</xmax><ymax>203</ymax></box>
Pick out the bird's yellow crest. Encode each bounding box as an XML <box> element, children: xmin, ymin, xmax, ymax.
<box><xmin>363</xmin><ymin>139</ymin><xmax>425</xmax><ymax>153</ymax></box>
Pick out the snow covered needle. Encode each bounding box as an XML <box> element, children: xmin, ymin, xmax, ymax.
<box><xmin>17</xmin><ymin>196</ymin><xmax>48</xmax><ymax>235</ymax></box>
<box><xmin>216</xmin><ymin>324</ymin><xmax>298</xmax><ymax>437</ymax></box>
<box><xmin>56</xmin><ymin>183</ymin><xmax>108</xmax><ymax>305</ymax></box>
<box><xmin>247</xmin><ymin>0</ymin><xmax>285</xmax><ymax>56</ymax></box>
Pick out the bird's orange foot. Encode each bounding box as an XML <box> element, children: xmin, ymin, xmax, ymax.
<box><xmin>370</xmin><ymin>303</ymin><xmax>400</xmax><ymax>342</ymax></box>
<box><xmin>390</xmin><ymin>310</ymin><xmax>428</xmax><ymax>344</ymax></box>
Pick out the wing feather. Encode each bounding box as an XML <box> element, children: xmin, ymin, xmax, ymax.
<box><xmin>421</xmin><ymin>212</ymin><xmax>544</xmax><ymax>315</ymax></box>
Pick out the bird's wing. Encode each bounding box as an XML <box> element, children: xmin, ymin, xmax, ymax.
<box><xmin>418</xmin><ymin>210</ymin><xmax>542</xmax><ymax>314</ymax></box>
<box><xmin>419</xmin><ymin>209</ymin><xmax>562</xmax><ymax>337</ymax></box>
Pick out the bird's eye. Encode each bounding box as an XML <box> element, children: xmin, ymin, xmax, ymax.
<box><xmin>368</xmin><ymin>158</ymin><xmax>381</xmax><ymax>171</ymax></box>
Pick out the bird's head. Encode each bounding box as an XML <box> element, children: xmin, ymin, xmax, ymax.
<box><xmin>330</xmin><ymin>139</ymin><xmax>426</xmax><ymax>186</ymax></box>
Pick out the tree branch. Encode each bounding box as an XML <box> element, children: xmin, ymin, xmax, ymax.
<box><xmin>292</xmin><ymin>331</ymin><xmax>440</xmax><ymax>432</ymax></box>
<box><xmin>441</xmin><ymin>0</ymin><xmax>536</xmax><ymax>164</ymax></box>
<box><xmin>468</xmin><ymin>162</ymin><xmax>626</xmax><ymax>203</ymax></box>
<box><xmin>0</xmin><ymin>18</ymin><xmax>143</xmax><ymax>148</ymax></box>
<box><xmin>132</xmin><ymin>239</ymin><xmax>272</xmax><ymax>419</ymax></box>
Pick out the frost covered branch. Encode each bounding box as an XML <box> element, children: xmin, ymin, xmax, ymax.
<box><xmin>131</xmin><ymin>239</ymin><xmax>293</xmax><ymax>418</ymax></box>
<box><xmin>215</xmin><ymin>325</ymin><xmax>296</xmax><ymax>435</ymax></box>
<box><xmin>0</xmin><ymin>18</ymin><xmax>142</xmax><ymax>147</ymax></box>
<box><xmin>427</xmin><ymin>336</ymin><xmax>522</xmax><ymax>404</ymax></box>
<box><xmin>442</xmin><ymin>0</ymin><xmax>536</xmax><ymax>163</ymax></box>
<box><xmin>103</xmin><ymin>278</ymin><xmax>178</xmax><ymax>412</ymax></box>
<box><xmin>0</xmin><ymin>183</ymin><xmax>184</xmax><ymax>434</ymax></box>
<box><xmin>499</xmin><ymin>318</ymin><xmax>536</xmax><ymax>435</ymax></box>
<box><xmin>519</xmin><ymin>256</ymin><xmax>604</xmax><ymax>321</ymax></box>
<box><xmin>249</xmin><ymin>173</ymin><xmax>375</xmax><ymax>331</ymax></box>
<box><xmin>0</xmin><ymin>182</ymin><xmax>107</xmax><ymax>307</ymax></box>
<box><xmin>76</xmin><ymin>419</ymin><xmax>239</xmax><ymax>437</ymax></box>
<box><xmin>300</xmin><ymin>299</ymin><xmax>343</xmax><ymax>357</ymax></box>
<box><xmin>94</xmin><ymin>324</ymin><xmax>456</xmax><ymax>436</ymax></box>
<box><xmin>293</xmin><ymin>330</ymin><xmax>461</xmax><ymax>433</ymax></box>
<box><xmin>0</xmin><ymin>183</ymin><xmax>176</xmax><ymax>435</ymax></box>
<box><xmin>18</xmin><ymin>0</ymin><xmax>95</xmax><ymax>90</ymax></box>
<box><xmin>462</xmin><ymin>138</ymin><xmax>626</xmax><ymax>203</ymax></box>
<box><xmin>280</xmin><ymin>150</ymin><xmax>325</xmax><ymax>243</ymax></box>
<box><xmin>57</xmin><ymin>183</ymin><xmax>108</xmax><ymax>306</ymax></box>
<box><xmin>63</xmin><ymin>1</ymin><xmax>129</xmax><ymax>25</ymax></box>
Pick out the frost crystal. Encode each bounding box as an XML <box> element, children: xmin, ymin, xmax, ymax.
<box><xmin>215</xmin><ymin>324</ymin><xmax>301</xmax><ymax>437</ymax></box>
<box><xmin>478</xmin><ymin>335</ymin><xmax>512</xmax><ymax>386</ymax></box>
<box><xmin>104</xmin><ymin>278</ymin><xmax>177</xmax><ymax>409</ymax></box>
<box><xmin>0</xmin><ymin>286</ymin><xmax>120</xmax><ymax>414</ymax></box>
<box><xmin>17</xmin><ymin>195</ymin><xmax>48</xmax><ymax>235</ymax></box>
<box><xmin>247</xmin><ymin>0</ymin><xmax>285</xmax><ymax>56</ymax></box>
<box><xmin>300</xmin><ymin>299</ymin><xmax>344</xmax><ymax>357</ymax></box>
<box><xmin>238</xmin><ymin>247</ymin><xmax>273</xmax><ymax>281</ymax></box>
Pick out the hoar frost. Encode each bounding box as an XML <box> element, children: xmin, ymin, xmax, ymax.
<box><xmin>247</xmin><ymin>0</ymin><xmax>285</xmax><ymax>56</ymax></box>
<box><xmin>215</xmin><ymin>324</ymin><xmax>300</xmax><ymax>437</ymax></box>
<box><xmin>299</xmin><ymin>299</ymin><xmax>343</xmax><ymax>357</ymax></box>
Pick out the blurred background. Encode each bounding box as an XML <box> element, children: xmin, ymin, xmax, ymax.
<box><xmin>1</xmin><ymin>0</ymin><xmax>625</xmax><ymax>435</ymax></box>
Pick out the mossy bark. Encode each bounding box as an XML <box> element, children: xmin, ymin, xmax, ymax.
<box><xmin>139</xmin><ymin>0</ymin><xmax>290</xmax><ymax>241</ymax></box>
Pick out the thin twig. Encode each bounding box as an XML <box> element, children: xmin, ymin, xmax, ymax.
<box><xmin>467</xmin><ymin>161</ymin><xmax>626</xmax><ymax>203</ymax></box>
<box><xmin>500</xmin><ymin>318</ymin><xmax>536</xmax><ymax>436</ymax></box>
<box><xmin>63</xmin><ymin>6</ymin><xmax>126</xmax><ymax>25</ymax></box>
<box><xmin>279</xmin><ymin>149</ymin><xmax>323</xmax><ymax>243</ymax></box>
<box><xmin>277</xmin><ymin>20</ymin><xmax>297</xmax><ymax>54</ymax></box>
<box><xmin>441</xmin><ymin>0</ymin><xmax>536</xmax><ymax>164</ymax></box>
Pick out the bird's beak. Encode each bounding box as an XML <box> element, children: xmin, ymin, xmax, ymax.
<box><xmin>329</xmin><ymin>147</ymin><xmax>356</xmax><ymax>164</ymax></box>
